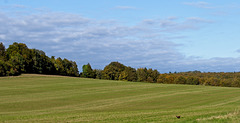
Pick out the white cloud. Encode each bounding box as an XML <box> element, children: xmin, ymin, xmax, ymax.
<box><xmin>115</xmin><ymin>6</ymin><xmax>137</xmax><ymax>10</ymax></box>
<box><xmin>12</xmin><ymin>4</ymin><xmax>26</xmax><ymax>9</ymax></box>
<box><xmin>1</xmin><ymin>6</ymin><xmax>238</xmax><ymax>73</ymax></box>
<box><xmin>183</xmin><ymin>1</ymin><xmax>214</xmax><ymax>9</ymax></box>
<box><xmin>187</xmin><ymin>17</ymin><xmax>214</xmax><ymax>23</ymax></box>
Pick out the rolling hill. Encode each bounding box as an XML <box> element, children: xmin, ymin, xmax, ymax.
<box><xmin>0</xmin><ymin>74</ymin><xmax>239</xmax><ymax>122</ymax></box>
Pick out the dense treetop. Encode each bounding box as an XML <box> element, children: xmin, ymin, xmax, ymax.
<box><xmin>0</xmin><ymin>42</ymin><xmax>79</xmax><ymax>76</ymax></box>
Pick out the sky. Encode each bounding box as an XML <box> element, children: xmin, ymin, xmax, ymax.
<box><xmin>1</xmin><ymin>0</ymin><xmax>240</xmax><ymax>73</ymax></box>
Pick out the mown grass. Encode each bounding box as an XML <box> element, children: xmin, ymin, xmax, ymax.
<box><xmin>0</xmin><ymin>74</ymin><xmax>240</xmax><ymax>122</ymax></box>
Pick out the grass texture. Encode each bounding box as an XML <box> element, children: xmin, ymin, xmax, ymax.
<box><xmin>0</xmin><ymin>74</ymin><xmax>240</xmax><ymax>122</ymax></box>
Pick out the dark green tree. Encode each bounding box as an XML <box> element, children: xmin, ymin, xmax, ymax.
<box><xmin>136</xmin><ymin>68</ymin><xmax>148</xmax><ymax>82</ymax></box>
<box><xmin>0</xmin><ymin>42</ymin><xmax>6</xmax><ymax>60</ymax></box>
<box><xmin>174</xmin><ymin>76</ymin><xmax>186</xmax><ymax>84</ymax></box>
<box><xmin>119</xmin><ymin>66</ymin><xmax>137</xmax><ymax>81</ymax></box>
<box><xmin>0</xmin><ymin>42</ymin><xmax>79</xmax><ymax>77</ymax></box>
<box><xmin>55</xmin><ymin>57</ymin><xmax>65</xmax><ymax>75</ymax></box>
<box><xmin>0</xmin><ymin>60</ymin><xmax>6</xmax><ymax>76</ymax></box>
<box><xmin>81</xmin><ymin>63</ymin><xmax>95</xmax><ymax>78</ymax></box>
<box><xmin>147</xmin><ymin>69</ymin><xmax>159</xmax><ymax>83</ymax></box>
<box><xmin>93</xmin><ymin>69</ymin><xmax>103</xmax><ymax>79</ymax></box>
<box><xmin>71</xmin><ymin>61</ymin><xmax>79</xmax><ymax>77</ymax></box>
<box><xmin>0</xmin><ymin>43</ymin><xmax>7</xmax><ymax>76</ymax></box>
<box><xmin>102</xmin><ymin>62</ymin><xmax>126</xmax><ymax>80</ymax></box>
<box><xmin>186</xmin><ymin>76</ymin><xmax>200</xmax><ymax>85</ymax></box>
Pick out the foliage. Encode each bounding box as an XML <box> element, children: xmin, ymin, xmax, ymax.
<box><xmin>93</xmin><ymin>69</ymin><xmax>103</xmax><ymax>79</ymax></box>
<box><xmin>119</xmin><ymin>66</ymin><xmax>137</xmax><ymax>81</ymax></box>
<box><xmin>0</xmin><ymin>42</ymin><xmax>5</xmax><ymax>60</ymax></box>
<box><xmin>1</xmin><ymin>42</ymin><xmax>240</xmax><ymax>88</ymax></box>
<box><xmin>81</xmin><ymin>63</ymin><xmax>95</xmax><ymax>78</ymax></box>
<box><xmin>158</xmin><ymin>72</ymin><xmax>240</xmax><ymax>87</ymax></box>
<box><xmin>136</xmin><ymin>68</ymin><xmax>148</xmax><ymax>82</ymax></box>
<box><xmin>80</xmin><ymin>61</ymin><xmax>240</xmax><ymax>88</ymax></box>
<box><xmin>147</xmin><ymin>68</ymin><xmax>159</xmax><ymax>83</ymax></box>
<box><xmin>0</xmin><ymin>42</ymin><xmax>79</xmax><ymax>77</ymax></box>
<box><xmin>102</xmin><ymin>62</ymin><xmax>126</xmax><ymax>80</ymax></box>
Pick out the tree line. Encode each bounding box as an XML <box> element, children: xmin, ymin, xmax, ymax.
<box><xmin>81</xmin><ymin>62</ymin><xmax>240</xmax><ymax>88</ymax></box>
<box><xmin>1</xmin><ymin>42</ymin><xmax>240</xmax><ymax>88</ymax></box>
<box><xmin>0</xmin><ymin>42</ymin><xmax>79</xmax><ymax>76</ymax></box>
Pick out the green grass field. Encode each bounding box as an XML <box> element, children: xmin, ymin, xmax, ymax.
<box><xmin>0</xmin><ymin>74</ymin><xmax>240</xmax><ymax>122</ymax></box>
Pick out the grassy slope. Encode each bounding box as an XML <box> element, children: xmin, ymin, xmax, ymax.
<box><xmin>0</xmin><ymin>74</ymin><xmax>239</xmax><ymax>123</ymax></box>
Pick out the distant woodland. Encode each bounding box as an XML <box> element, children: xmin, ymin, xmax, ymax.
<box><xmin>1</xmin><ymin>42</ymin><xmax>240</xmax><ymax>87</ymax></box>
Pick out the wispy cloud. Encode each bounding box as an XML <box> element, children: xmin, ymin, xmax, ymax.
<box><xmin>187</xmin><ymin>17</ymin><xmax>214</xmax><ymax>23</ymax></box>
<box><xmin>211</xmin><ymin>11</ymin><xmax>228</xmax><ymax>16</ymax></box>
<box><xmin>11</xmin><ymin>4</ymin><xmax>26</xmax><ymax>9</ymax></box>
<box><xmin>183</xmin><ymin>1</ymin><xmax>214</xmax><ymax>9</ymax></box>
<box><xmin>115</xmin><ymin>6</ymin><xmax>137</xmax><ymax>10</ymax></box>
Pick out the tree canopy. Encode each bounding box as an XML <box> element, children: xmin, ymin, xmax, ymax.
<box><xmin>0</xmin><ymin>42</ymin><xmax>79</xmax><ymax>77</ymax></box>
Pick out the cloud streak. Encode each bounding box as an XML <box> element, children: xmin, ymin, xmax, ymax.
<box><xmin>115</xmin><ymin>6</ymin><xmax>137</xmax><ymax>10</ymax></box>
<box><xmin>183</xmin><ymin>1</ymin><xmax>214</xmax><ymax>9</ymax></box>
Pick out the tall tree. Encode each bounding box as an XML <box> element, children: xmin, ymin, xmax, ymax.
<box><xmin>55</xmin><ymin>57</ymin><xmax>65</xmax><ymax>75</ymax></box>
<box><xmin>6</xmin><ymin>42</ymin><xmax>32</xmax><ymax>73</ymax></box>
<box><xmin>81</xmin><ymin>63</ymin><xmax>95</xmax><ymax>78</ymax></box>
<box><xmin>71</xmin><ymin>61</ymin><xmax>79</xmax><ymax>77</ymax></box>
<box><xmin>0</xmin><ymin>43</ymin><xmax>6</xmax><ymax>76</ymax></box>
<box><xmin>136</xmin><ymin>68</ymin><xmax>148</xmax><ymax>82</ymax></box>
<box><xmin>102</xmin><ymin>62</ymin><xmax>126</xmax><ymax>80</ymax></box>
<box><xmin>0</xmin><ymin>42</ymin><xmax>6</xmax><ymax>60</ymax></box>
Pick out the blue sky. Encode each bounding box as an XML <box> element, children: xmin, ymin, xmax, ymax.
<box><xmin>1</xmin><ymin>0</ymin><xmax>240</xmax><ymax>73</ymax></box>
